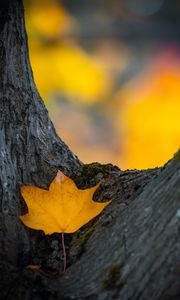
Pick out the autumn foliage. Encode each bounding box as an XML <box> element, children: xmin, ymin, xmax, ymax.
<box><xmin>20</xmin><ymin>172</ymin><xmax>111</xmax><ymax>234</ymax></box>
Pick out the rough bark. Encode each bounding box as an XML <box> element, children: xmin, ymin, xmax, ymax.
<box><xmin>0</xmin><ymin>0</ymin><xmax>82</xmax><ymax>293</ymax></box>
<box><xmin>3</xmin><ymin>156</ymin><xmax>180</xmax><ymax>300</ymax></box>
<box><xmin>0</xmin><ymin>1</ymin><xmax>180</xmax><ymax>300</ymax></box>
<box><xmin>57</xmin><ymin>157</ymin><xmax>180</xmax><ymax>300</ymax></box>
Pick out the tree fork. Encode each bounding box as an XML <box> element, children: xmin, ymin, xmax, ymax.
<box><xmin>0</xmin><ymin>1</ymin><xmax>180</xmax><ymax>300</ymax></box>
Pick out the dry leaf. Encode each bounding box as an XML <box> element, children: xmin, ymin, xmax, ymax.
<box><xmin>26</xmin><ymin>264</ymin><xmax>41</xmax><ymax>270</ymax></box>
<box><xmin>20</xmin><ymin>174</ymin><xmax>111</xmax><ymax>234</ymax></box>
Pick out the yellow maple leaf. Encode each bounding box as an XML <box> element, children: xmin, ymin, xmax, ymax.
<box><xmin>20</xmin><ymin>173</ymin><xmax>111</xmax><ymax>234</ymax></box>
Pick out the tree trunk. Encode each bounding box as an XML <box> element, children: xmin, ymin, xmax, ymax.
<box><xmin>57</xmin><ymin>158</ymin><xmax>180</xmax><ymax>300</ymax></box>
<box><xmin>0</xmin><ymin>1</ymin><xmax>180</xmax><ymax>300</ymax></box>
<box><xmin>0</xmin><ymin>0</ymin><xmax>82</xmax><ymax>295</ymax></box>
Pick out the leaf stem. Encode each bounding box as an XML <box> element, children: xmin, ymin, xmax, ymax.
<box><xmin>61</xmin><ymin>232</ymin><xmax>66</xmax><ymax>273</ymax></box>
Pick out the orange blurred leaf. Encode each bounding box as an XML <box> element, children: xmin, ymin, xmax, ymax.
<box><xmin>20</xmin><ymin>173</ymin><xmax>111</xmax><ymax>234</ymax></box>
<box><xmin>26</xmin><ymin>264</ymin><xmax>41</xmax><ymax>270</ymax></box>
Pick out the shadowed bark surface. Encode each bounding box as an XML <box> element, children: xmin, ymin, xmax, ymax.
<box><xmin>0</xmin><ymin>0</ymin><xmax>82</xmax><ymax>295</ymax></box>
<box><xmin>0</xmin><ymin>1</ymin><xmax>180</xmax><ymax>300</ymax></box>
<box><xmin>3</xmin><ymin>157</ymin><xmax>180</xmax><ymax>300</ymax></box>
<box><xmin>58</xmin><ymin>157</ymin><xmax>180</xmax><ymax>300</ymax></box>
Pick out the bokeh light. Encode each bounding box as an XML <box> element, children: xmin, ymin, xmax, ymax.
<box><xmin>25</xmin><ymin>0</ymin><xmax>180</xmax><ymax>170</ymax></box>
<box><xmin>116</xmin><ymin>50</ymin><xmax>180</xmax><ymax>169</ymax></box>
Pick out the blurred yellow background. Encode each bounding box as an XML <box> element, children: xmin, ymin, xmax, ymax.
<box><xmin>24</xmin><ymin>0</ymin><xmax>180</xmax><ymax>169</ymax></box>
